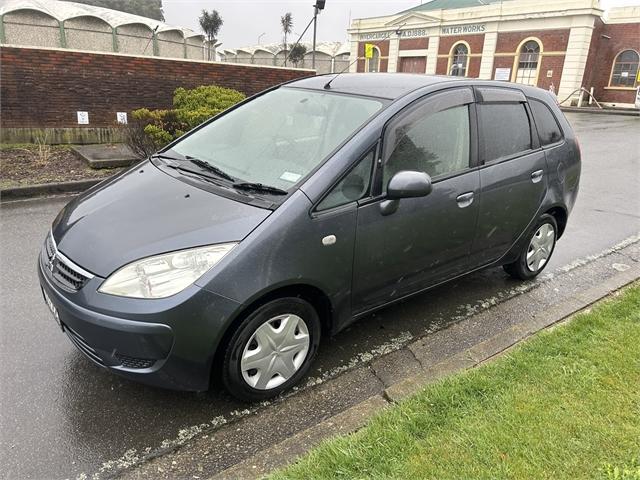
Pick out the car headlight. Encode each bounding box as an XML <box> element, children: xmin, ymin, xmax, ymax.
<box><xmin>98</xmin><ymin>243</ymin><xmax>237</xmax><ymax>299</ymax></box>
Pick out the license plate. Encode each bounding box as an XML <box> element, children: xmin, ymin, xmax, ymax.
<box><xmin>42</xmin><ymin>289</ymin><xmax>62</xmax><ymax>330</ymax></box>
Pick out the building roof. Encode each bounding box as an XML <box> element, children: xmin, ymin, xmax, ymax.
<box><xmin>221</xmin><ymin>41</ymin><xmax>350</xmax><ymax>58</ymax></box>
<box><xmin>401</xmin><ymin>0</ymin><xmax>513</xmax><ymax>14</ymax></box>
<box><xmin>0</xmin><ymin>0</ymin><xmax>203</xmax><ymax>38</ymax></box>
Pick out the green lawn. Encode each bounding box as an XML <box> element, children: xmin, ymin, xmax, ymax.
<box><xmin>273</xmin><ymin>284</ymin><xmax>640</xmax><ymax>480</ymax></box>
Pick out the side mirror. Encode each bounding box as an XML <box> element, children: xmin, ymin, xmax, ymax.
<box><xmin>386</xmin><ymin>171</ymin><xmax>432</xmax><ymax>200</ymax></box>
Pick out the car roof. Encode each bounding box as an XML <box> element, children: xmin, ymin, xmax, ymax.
<box><xmin>285</xmin><ymin>73</ymin><xmax>550</xmax><ymax>102</ymax></box>
<box><xmin>286</xmin><ymin>73</ymin><xmax>459</xmax><ymax>100</ymax></box>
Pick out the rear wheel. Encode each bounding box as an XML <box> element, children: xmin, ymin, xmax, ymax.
<box><xmin>503</xmin><ymin>214</ymin><xmax>557</xmax><ymax>280</ymax></box>
<box><xmin>222</xmin><ymin>297</ymin><xmax>321</xmax><ymax>401</ymax></box>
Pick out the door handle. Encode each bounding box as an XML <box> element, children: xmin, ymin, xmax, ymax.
<box><xmin>456</xmin><ymin>192</ymin><xmax>474</xmax><ymax>208</ymax></box>
<box><xmin>531</xmin><ymin>169</ymin><xmax>544</xmax><ymax>183</ymax></box>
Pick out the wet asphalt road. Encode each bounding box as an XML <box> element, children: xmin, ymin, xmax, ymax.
<box><xmin>1</xmin><ymin>113</ymin><xmax>639</xmax><ymax>480</ymax></box>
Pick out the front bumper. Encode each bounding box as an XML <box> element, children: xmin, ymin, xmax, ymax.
<box><xmin>38</xmin><ymin>244</ymin><xmax>242</xmax><ymax>391</ymax></box>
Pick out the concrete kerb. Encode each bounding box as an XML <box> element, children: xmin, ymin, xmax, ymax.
<box><xmin>0</xmin><ymin>179</ymin><xmax>102</xmax><ymax>201</ymax></box>
<box><xmin>560</xmin><ymin>106</ymin><xmax>640</xmax><ymax>116</ymax></box>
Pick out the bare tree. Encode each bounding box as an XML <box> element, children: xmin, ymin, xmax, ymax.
<box><xmin>280</xmin><ymin>12</ymin><xmax>293</xmax><ymax>66</ymax></box>
<box><xmin>199</xmin><ymin>9</ymin><xmax>223</xmax><ymax>61</ymax></box>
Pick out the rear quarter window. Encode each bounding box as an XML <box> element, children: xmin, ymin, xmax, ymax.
<box><xmin>530</xmin><ymin>99</ymin><xmax>564</xmax><ymax>146</ymax></box>
<box><xmin>478</xmin><ymin>102</ymin><xmax>532</xmax><ymax>162</ymax></box>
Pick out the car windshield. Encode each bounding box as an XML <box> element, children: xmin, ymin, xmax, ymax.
<box><xmin>170</xmin><ymin>87</ymin><xmax>385</xmax><ymax>191</ymax></box>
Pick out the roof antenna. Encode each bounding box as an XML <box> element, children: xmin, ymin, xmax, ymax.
<box><xmin>324</xmin><ymin>23</ymin><xmax>406</xmax><ymax>90</ymax></box>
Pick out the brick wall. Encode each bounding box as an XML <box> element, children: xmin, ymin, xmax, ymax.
<box><xmin>495</xmin><ymin>30</ymin><xmax>570</xmax><ymax>53</ymax></box>
<box><xmin>538</xmin><ymin>55</ymin><xmax>566</xmax><ymax>91</ymax></box>
<box><xmin>582</xmin><ymin>22</ymin><xmax>640</xmax><ymax>104</ymax></box>
<box><xmin>399</xmin><ymin>38</ymin><xmax>428</xmax><ymax>50</ymax></box>
<box><xmin>438</xmin><ymin>34</ymin><xmax>485</xmax><ymax>56</ymax></box>
<box><xmin>0</xmin><ymin>46</ymin><xmax>314</xmax><ymax>129</ymax></box>
<box><xmin>434</xmin><ymin>35</ymin><xmax>485</xmax><ymax>77</ymax></box>
<box><xmin>356</xmin><ymin>40</ymin><xmax>389</xmax><ymax>72</ymax></box>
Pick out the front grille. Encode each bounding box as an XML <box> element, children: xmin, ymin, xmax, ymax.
<box><xmin>44</xmin><ymin>232</ymin><xmax>92</xmax><ymax>291</ymax></box>
<box><xmin>115</xmin><ymin>353</ymin><xmax>155</xmax><ymax>370</ymax></box>
<box><xmin>55</xmin><ymin>257</ymin><xmax>89</xmax><ymax>290</ymax></box>
<box><xmin>64</xmin><ymin>324</ymin><xmax>105</xmax><ymax>366</ymax></box>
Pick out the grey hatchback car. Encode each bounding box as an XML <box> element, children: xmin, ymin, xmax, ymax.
<box><xmin>38</xmin><ymin>74</ymin><xmax>580</xmax><ymax>401</ymax></box>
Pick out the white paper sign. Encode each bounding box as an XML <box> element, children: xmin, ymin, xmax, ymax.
<box><xmin>494</xmin><ymin>68</ymin><xmax>511</xmax><ymax>81</ymax></box>
<box><xmin>116</xmin><ymin>112</ymin><xmax>128</xmax><ymax>124</ymax></box>
<box><xmin>280</xmin><ymin>171</ymin><xmax>302</xmax><ymax>183</ymax></box>
<box><xmin>77</xmin><ymin>111</ymin><xmax>89</xmax><ymax>125</ymax></box>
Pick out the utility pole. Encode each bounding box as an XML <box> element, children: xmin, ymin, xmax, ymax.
<box><xmin>312</xmin><ymin>0</ymin><xmax>325</xmax><ymax>70</ymax></box>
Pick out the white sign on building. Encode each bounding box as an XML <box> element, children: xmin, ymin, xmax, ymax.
<box><xmin>77</xmin><ymin>111</ymin><xmax>89</xmax><ymax>125</ymax></box>
<box><xmin>494</xmin><ymin>68</ymin><xmax>511</xmax><ymax>81</ymax></box>
<box><xmin>441</xmin><ymin>24</ymin><xmax>486</xmax><ymax>35</ymax></box>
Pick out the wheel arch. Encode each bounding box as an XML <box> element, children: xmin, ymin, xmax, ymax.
<box><xmin>545</xmin><ymin>205</ymin><xmax>568</xmax><ymax>238</ymax></box>
<box><xmin>209</xmin><ymin>282</ymin><xmax>334</xmax><ymax>384</ymax></box>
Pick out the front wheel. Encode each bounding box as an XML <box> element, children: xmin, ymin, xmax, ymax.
<box><xmin>503</xmin><ymin>214</ymin><xmax>558</xmax><ymax>280</ymax></box>
<box><xmin>222</xmin><ymin>297</ymin><xmax>321</xmax><ymax>402</ymax></box>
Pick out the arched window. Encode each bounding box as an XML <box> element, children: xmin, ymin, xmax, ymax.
<box><xmin>367</xmin><ymin>46</ymin><xmax>380</xmax><ymax>73</ymax></box>
<box><xmin>515</xmin><ymin>40</ymin><xmax>541</xmax><ymax>85</ymax></box>
<box><xmin>449</xmin><ymin>43</ymin><xmax>469</xmax><ymax>77</ymax></box>
<box><xmin>609</xmin><ymin>50</ymin><xmax>639</xmax><ymax>87</ymax></box>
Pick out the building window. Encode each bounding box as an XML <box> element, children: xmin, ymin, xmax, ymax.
<box><xmin>367</xmin><ymin>46</ymin><xmax>380</xmax><ymax>73</ymax></box>
<box><xmin>515</xmin><ymin>40</ymin><xmax>541</xmax><ymax>86</ymax></box>
<box><xmin>609</xmin><ymin>50</ymin><xmax>639</xmax><ymax>88</ymax></box>
<box><xmin>449</xmin><ymin>43</ymin><xmax>469</xmax><ymax>77</ymax></box>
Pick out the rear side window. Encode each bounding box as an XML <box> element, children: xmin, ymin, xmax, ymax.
<box><xmin>478</xmin><ymin>103</ymin><xmax>531</xmax><ymax>162</ymax></box>
<box><xmin>530</xmin><ymin>99</ymin><xmax>563</xmax><ymax>146</ymax></box>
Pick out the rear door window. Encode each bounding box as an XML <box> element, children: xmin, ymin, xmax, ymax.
<box><xmin>478</xmin><ymin>102</ymin><xmax>532</xmax><ymax>162</ymax></box>
<box><xmin>530</xmin><ymin>99</ymin><xmax>563</xmax><ymax>146</ymax></box>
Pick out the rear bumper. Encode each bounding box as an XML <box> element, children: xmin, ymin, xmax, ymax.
<box><xmin>37</xmin><ymin>249</ymin><xmax>242</xmax><ymax>391</ymax></box>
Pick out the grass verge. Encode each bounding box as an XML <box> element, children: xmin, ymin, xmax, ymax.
<box><xmin>273</xmin><ymin>284</ymin><xmax>640</xmax><ymax>480</ymax></box>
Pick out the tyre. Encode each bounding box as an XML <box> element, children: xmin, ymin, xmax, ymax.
<box><xmin>222</xmin><ymin>297</ymin><xmax>321</xmax><ymax>402</ymax></box>
<box><xmin>503</xmin><ymin>213</ymin><xmax>558</xmax><ymax>280</ymax></box>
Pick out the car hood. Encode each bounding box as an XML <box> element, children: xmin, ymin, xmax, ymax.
<box><xmin>52</xmin><ymin>161</ymin><xmax>271</xmax><ymax>277</ymax></box>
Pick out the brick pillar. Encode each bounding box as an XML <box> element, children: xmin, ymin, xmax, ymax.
<box><xmin>388</xmin><ymin>35</ymin><xmax>400</xmax><ymax>73</ymax></box>
<box><xmin>479</xmin><ymin>29</ymin><xmax>498</xmax><ymax>79</ymax></box>
<box><xmin>558</xmin><ymin>24</ymin><xmax>595</xmax><ymax>102</ymax></box>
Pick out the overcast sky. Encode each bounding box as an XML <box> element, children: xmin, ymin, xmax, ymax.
<box><xmin>163</xmin><ymin>0</ymin><xmax>640</xmax><ymax>48</ymax></box>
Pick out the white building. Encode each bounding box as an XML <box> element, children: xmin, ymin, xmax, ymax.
<box><xmin>348</xmin><ymin>0</ymin><xmax>640</xmax><ymax>106</ymax></box>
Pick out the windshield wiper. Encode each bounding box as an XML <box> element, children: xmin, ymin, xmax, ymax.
<box><xmin>153</xmin><ymin>153</ymin><xmax>236</xmax><ymax>183</ymax></box>
<box><xmin>186</xmin><ymin>157</ymin><xmax>236</xmax><ymax>182</ymax></box>
<box><xmin>151</xmin><ymin>153</ymin><xmax>183</xmax><ymax>161</ymax></box>
<box><xmin>232</xmin><ymin>182</ymin><xmax>288</xmax><ymax>196</ymax></box>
